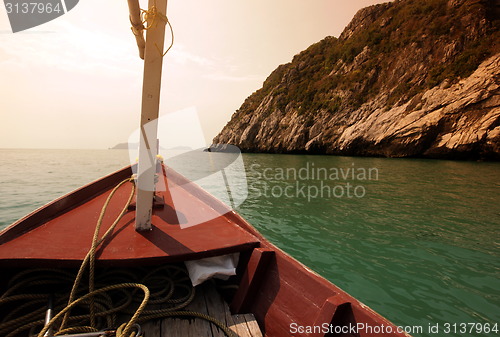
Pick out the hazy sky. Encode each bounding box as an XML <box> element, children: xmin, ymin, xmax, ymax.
<box><xmin>0</xmin><ymin>0</ymin><xmax>388</xmax><ymax>149</ymax></box>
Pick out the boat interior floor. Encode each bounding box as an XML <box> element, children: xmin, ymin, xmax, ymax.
<box><xmin>142</xmin><ymin>281</ymin><xmax>263</xmax><ymax>337</ymax></box>
<box><xmin>0</xmin><ymin>263</ymin><xmax>263</xmax><ymax>337</ymax></box>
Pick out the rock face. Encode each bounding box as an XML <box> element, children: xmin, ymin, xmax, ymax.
<box><xmin>213</xmin><ymin>0</ymin><xmax>500</xmax><ymax>160</ymax></box>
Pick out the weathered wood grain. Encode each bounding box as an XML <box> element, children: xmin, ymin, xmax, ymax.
<box><xmin>146</xmin><ymin>282</ymin><xmax>262</xmax><ymax>337</ymax></box>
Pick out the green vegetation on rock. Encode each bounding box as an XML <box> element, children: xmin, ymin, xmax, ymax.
<box><xmin>214</xmin><ymin>0</ymin><xmax>500</xmax><ymax>160</ymax></box>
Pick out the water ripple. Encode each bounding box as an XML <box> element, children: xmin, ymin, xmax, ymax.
<box><xmin>239</xmin><ymin>154</ymin><xmax>499</xmax><ymax>334</ymax></box>
<box><xmin>1</xmin><ymin>150</ymin><xmax>498</xmax><ymax>336</ymax></box>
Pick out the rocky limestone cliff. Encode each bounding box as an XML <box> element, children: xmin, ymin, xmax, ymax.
<box><xmin>213</xmin><ymin>0</ymin><xmax>500</xmax><ymax>160</ymax></box>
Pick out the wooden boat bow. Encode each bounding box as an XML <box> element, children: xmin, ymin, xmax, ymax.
<box><xmin>0</xmin><ymin>2</ymin><xmax>412</xmax><ymax>336</ymax></box>
<box><xmin>0</xmin><ymin>165</ymin><xmax>260</xmax><ymax>267</ymax></box>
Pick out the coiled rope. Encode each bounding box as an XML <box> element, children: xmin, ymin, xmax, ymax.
<box><xmin>0</xmin><ymin>177</ymin><xmax>238</xmax><ymax>337</ymax></box>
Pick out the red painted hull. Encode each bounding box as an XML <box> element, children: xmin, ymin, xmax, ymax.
<box><xmin>0</xmin><ymin>165</ymin><xmax>410</xmax><ymax>337</ymax></box>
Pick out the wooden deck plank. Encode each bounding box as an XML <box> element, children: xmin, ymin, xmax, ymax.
<box><xmin>242</xmin><ymin>314</ymin><xmax>263</xmax><ymax>337</ymax></box>
<box><xmin>231</xmin><ymin>314</ymin><xmax>254</xmax><ymax>337</ymax></box>
<box><xmin>168</xmin><ymin>314</ymin><xmax>190</xmax><ymax>336</ymax></box>
<box><xmin>202</xmin><ymin>283</ymin><xmax>231</xmax><ymax>337</ymax></box>
<box><xmin>184</xmin><ymin>285</ymin><xmax>213</xmax><ymax>337</ymax></box>
<box><xmin>149</xmin><ymin>282</ymin><xmax>262</xmax><ymax>337</ymax></box>
<box><xmin>142</xmin><ymin>319</ymin><xmax>161</xmax><ymax>337</ymax></box>
<box><xmin>207</xmin><ymin>284</ymin><xmax>262</xmax><ymax>337</ymax></box>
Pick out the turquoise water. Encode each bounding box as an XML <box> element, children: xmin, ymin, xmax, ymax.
<box><xmin>0</xmin><ymin>149</ymin><xmax>498</xmax><ymax>336</ymax></box>
<box><xmin>240</xmin><ymin>154</ymin><xmax>499</xmax><ymax>336</ymax></box>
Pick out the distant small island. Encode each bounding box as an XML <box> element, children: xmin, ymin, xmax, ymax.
<box><xmin>109</xmin><ymin>143</ymin><xmax>137</xmax><ymax>150</ymax></box>
<box><xmin>109</xmin><ymin>143</ymin><xmax>193</xmax><ymax>151</ymax></box>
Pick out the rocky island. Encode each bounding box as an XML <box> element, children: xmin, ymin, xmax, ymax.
<box><xmin>213</xmin><ymin>0</ymin><xmax>500</xmax><ymax>160</ymax></box>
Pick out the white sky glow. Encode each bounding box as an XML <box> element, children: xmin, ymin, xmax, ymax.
<box><xmin>0</xmin><ymin>0</ymin><xmax>389</xmax><ymax>149</ymax></box>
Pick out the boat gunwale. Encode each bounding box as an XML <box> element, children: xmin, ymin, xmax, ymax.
<box><xmin>0</xmin><ymin>164</ymin><xmax>411</xmax><ymax>337</ymax></box>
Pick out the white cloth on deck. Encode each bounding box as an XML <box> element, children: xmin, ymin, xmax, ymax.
<box><xmin>184</xmin><ymin>253</ymin><xmax>239</xmax><ymax>286</ymax></box>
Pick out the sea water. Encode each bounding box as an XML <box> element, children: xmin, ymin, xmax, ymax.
<box><xmin>0</xmin><ymin>149</ymin><xmax>498</xmax><ymax>336</ymax></box>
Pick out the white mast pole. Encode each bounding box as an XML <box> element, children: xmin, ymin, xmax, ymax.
<box><xmin>135</xmin><ymin>0</ymin><xmax>168</xmax><ymax>231</ymax></box>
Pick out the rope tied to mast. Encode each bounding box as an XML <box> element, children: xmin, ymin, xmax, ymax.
<box><xmin>130</xmin><ymin>0</ymin><xmax>174</xmax><ymax>59</ymax></box>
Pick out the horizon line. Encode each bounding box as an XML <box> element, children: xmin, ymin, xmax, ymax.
<box><xmin>0</xmin><ymin>147</ymin><xmax>122</xmax><ymax>150</ymax></box>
